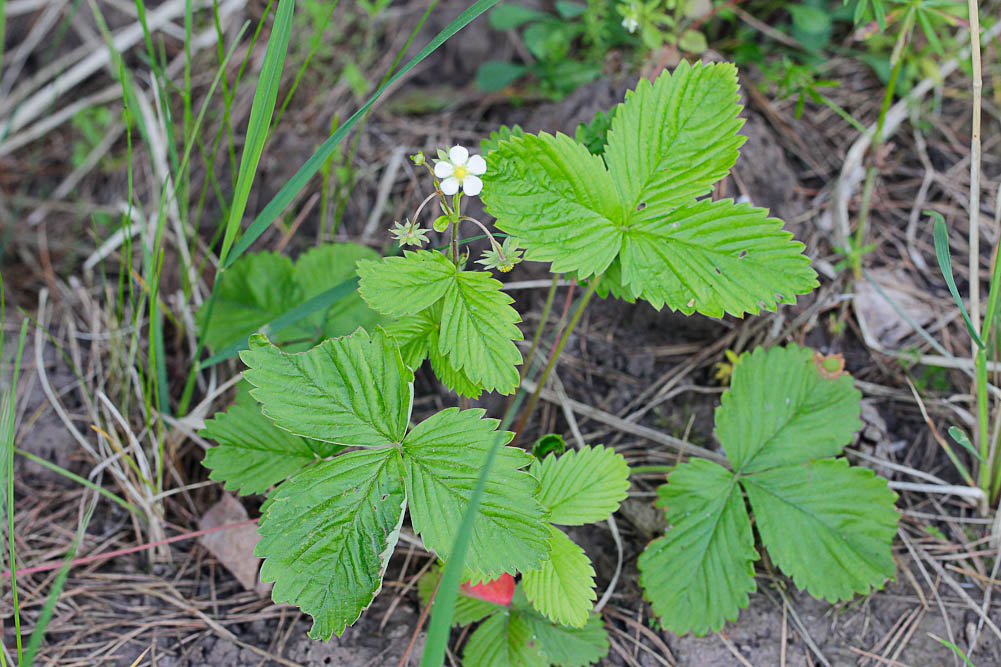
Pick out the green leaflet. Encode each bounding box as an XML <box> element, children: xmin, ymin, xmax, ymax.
<box><xmin>743</xmin><ymin>459</ymin><xmax>899</xmax><ymax>602</ymax></box>
<box><xmin>198</xmin><ymin>244</ymin><xmax>380</xmax><ymax>352</ymax></box>
<box><xmin>359</xmin><ymin>250</ymin><xmax>524</xmax><ymax>395</ymax></box>
<box><xmin>464</xmin><ymin>611</ymin><xmax>548</xmax><ymax>667</ymax></box>
<box><xmin>604</xmin><ymin>61</ymin><xmax>744</xmax><ymax>215</ymax></box>
<box><xmin>482</xmin><ymin>62</ymin><xmax>818</xmax><ymax>317</ymax></box>
<box><xmin>200</xmin><ymin>387</ymin><xmax>339</xmax><ymax>495</ymax></box>
<box><xmin>521</xmin><ymin>445</ymin><xmax>629</xmax><ymax>627</ymax></box>
<box><xmin>403</xmin><ymin>408</ymin><xmax>549</xmax><ymax>578</ymax></box>
<box><xmin>638</xmin><ymin>459</ymin><xmax>757</xmax><ymax>636</ymax></box>
<box><xmin>716</xmin><ymin>345</ymin><xmax>862</xmax><ymax>472</ymax></box>
<box><xmin>639</xmin><ymin>345</ymin><xmax>899</xmax><ymax>636</ymax></box>
<box><xmin>384</xmin><ymin>305</ymin><xmax>483</xmax><ymax>398</ymax></box>
<box><xmin>356</xmin><ymin>250</ymin><xmax>457</xmax><ymax>316</ymax></box>
<box><xmin>241</xmin><ymin>328</ymin><xmax>413</xmax><ymax>447</ymax></box>
<box><xmin>458</xmin><ymin>586</ymin><xmax>609</xmax><ymax>667</ymax></box>
<box><xmin>521</xmin><ymin>525</ymin><xmax>595</xmax><ymax>628</ymax></box>
<box><xmin>531</xmin><ymin>444</ymin><xmax>630</xmax><ymax>525</ymax></box>
<box><xmin>256</xmin><ymin>448</ymin><xmax>407</xmax><ymax>640</ymax></box>
<box><xmin>438</xmin><ymin>269</ymin><xmax>523</xmax><ymax>393</ymax></box>
<box><xmin>481</xmin><ymin>131</ymin><xmax>623</xmax><ymax>279</ymax></box>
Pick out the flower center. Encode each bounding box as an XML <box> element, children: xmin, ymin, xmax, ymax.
<box><xmin>453</xmin><ymin>165</ymin><xmax>469</xmax><ymax>181</ymax></box>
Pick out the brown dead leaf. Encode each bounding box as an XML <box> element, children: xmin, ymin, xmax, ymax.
<box><xmin>854</xmin><ymin>268</ymin><xmax>936</xmax><ymax>347</ymax></box>
<box><xmin>199</xmin><ymin>495</ymin><xmax>263</xmax><ymax>593</ymax></box>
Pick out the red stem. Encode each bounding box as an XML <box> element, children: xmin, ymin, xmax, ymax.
<box><xmin>2</xmin><ymin>518</ymin><xmax>259</xmax><ymax>579</ymax></box>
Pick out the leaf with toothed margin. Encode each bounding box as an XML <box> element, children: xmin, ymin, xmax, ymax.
<box><xmin>239</xmin><ymin>327</ymin><xmax>413</xmax><ymax>448</ymax></box>
<box><xmin>402</xmin><ymin>408</ymin><xmax>549</xmax><ymax>578</ymax></box>
<box><xmin>255</xmin><ymin>448</ymin><xmax>406</xmax><ymax>640</ymax></box>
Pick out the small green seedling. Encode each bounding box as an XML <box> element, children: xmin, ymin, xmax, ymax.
<box><xmin>638</xmin><ymin>345</ymin><xmax>900</xmax><ymax>635</ymax></box>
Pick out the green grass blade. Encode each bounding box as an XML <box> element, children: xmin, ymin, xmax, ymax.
<box><xmin>22</xmin><ymin>494</ymin><xmax>97</xmax><ymax>666</ymax></box>
<box><xmin>2</xmin><ymin>317</ymin><xmax>29</xmax><ymax>663</ymax></box>
<box><xmin>216</xmin><ymin>0</ymin><xmax>296</xmax><ymax>267</ymax></box>
<box><xmin>223</xmin><ymin>0</ymin><xmax>500</xmax><ymax>268</ymax></box>
<box><xmin>930</xmin><ymin>210</ymin><xmax>985</xmax><ymax>349</ymax></box>
<box><xmin>421</xmin><ymin>432</ymin><xmax>506</xmax><ymax>667</ymax></box>
<box><xmin>14</xmin><ymin>449</ymin><xmax>145</xmax><ymax>517</ymax></box>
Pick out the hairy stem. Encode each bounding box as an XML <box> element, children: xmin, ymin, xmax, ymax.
<box><xmin>513</xmin><ymin>276</ymin><xmax>601</xmax><ymax>441</ymax></box>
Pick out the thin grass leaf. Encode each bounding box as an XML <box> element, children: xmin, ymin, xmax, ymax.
<box><xmin>930</xmin><ymin>210</ymin><xmax>984</xmax><ymax>349</ymax></box>
<box><xmin>22</xmin><ymin>494</ymin><xmax>97</xmax><ymax>666</ymax></box>
<box><xmin>422</xmin><ymin>431</ymin><xmax>508</xmax><ymax>667</ymax></box>
<box><xmin>224</xmin><ymin>0</ymin><xmax>501</xmax><ymax>268</ymax></box>
<box><xmin>216</xmin><ymin>0</ymin><xmax>294</xmax><ymax>266</ymax></box>
<box><xmin>2</xmin><ymin>318</ymin><xmax>28</xmax><ymax>663</ymax></box>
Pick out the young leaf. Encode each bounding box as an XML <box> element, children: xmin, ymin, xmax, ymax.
<box><xmin>530</xmin><ymin>445</ymin><xmax>630</xmax><ymax>525</ymax></box>
<box><xmin>481</xmin><ymin>124</ymin><xmax>525</xmax><ymax>155</ymax></box>
<box><xmin>604</xmin><ymin>61</ymin><xmax>744</xmax><ymax>214</ymax></box>
<box><xmin>463</xmin><ymin>612</ymin><xmax>548</xmax><ymax>667</ymax></box>
<box><xmin>401</xmin><ymin>408</ymin><xmax>549</xmax><ymax>577</ymax></box>
<box><xmin>715</xmin><ymin>345</ymin><xmax>861</xmax><ymax>473</ymax></box>
<box><xmin>521</xmin><ymin>525</ymin><xmax>596</xmax><ymax>628</ymax></box>
<box><xmin>256</xmin><ymin>448</ymin><xmax>406</xmax><ymax>640</ymax></box>
<box><xmin>617</xmin><ymin>198</ymin><xmax>817</xmax><ymax>317</ymax></box>
<box><xmin>356</xmin><ymin>250</ymin><xmax>457</xmax><ymax>317</ymax></box>
<box><xmin>200</xmin><ymin>389</ymin><xmax>337</xmax><ymax>495</ymax></box>
<box><xmin>742</xmin><ymin>459</ymin><xmax>898</xmax><ymax>602</ymax></box>
<box><xmin>483</xmin><ymin>131</ymin><xmax>624</xmax><ymax>279</ymax></box>
<box><xmin>240</xmin><ymin>328</ymin><xmax>413</xmax><ymax>448</ymax></box>
<box><xmin>439</xmin><ymin>270</ymin><xmax>524</xmax><ymax>394</ymax></box>
<box><xmin>638</xmin><ymin>459</ymin><xmax>758</xmax><ymax>636</ymax></box>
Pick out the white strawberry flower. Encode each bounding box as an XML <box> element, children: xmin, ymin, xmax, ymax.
<box><xmin>434</xmin><ymin>145</ymin><xmax>487</xmax><ymax>197</ymax></box>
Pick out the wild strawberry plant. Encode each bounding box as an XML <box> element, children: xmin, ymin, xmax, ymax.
<box><xmin>200</xmin><ymin>60</ymin><xmax>836</xmax><ymax>654</ymax></box>
<box><xmin>638</xmin><ymin>345</ymin><xmax>900</xmax><ymax>635</ymax></box>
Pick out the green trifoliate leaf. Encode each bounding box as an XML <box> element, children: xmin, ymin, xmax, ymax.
<box><xmin>356</xmin><ymin>250</ymin><xmax>457</xmax><ymax>317</ymax></box>
<box><xmin>742</xmin><ymin>458</ymin><xmax>898</xmax><ymax>602</ymax></box>
<box><xmin>604</xmin><ymin>60</ymin><xmax>744</xmax><ymax>213</ymax></box>
<box><xmin>200</xmin><ymin>389</ymin><xmax>338</xmax><ymax>495</ymax></box>
<box><xmin>256</xmin><ymin>448</ymin><xmax>406</xmax><ymax>640</ymax></box>
<box><xmin>463</xmin><ymin>612</ymin><xmax>548</xmax><ymax>667</ymax></box>
<box><xmin>240</xmin><ymin>328</ymin><xmax>413</xmax><ymax>448</ymax></box>
<box><xmin>359</xmin><ymin>250</ymin><xmax>523</xmax><ymax>394</ymax></box>
<box><xmin>483</xmin><ymin>131</ymin><xmax>623</xmax><ymax>279</ymax></box>
<box><xmin>482</xmin><ymin>62</ymin><xmax>818</xmax><ymax>317</ymax></box>
<box><xmin>716</xmin><ymin>345</ymin><xmax>862</xmax><ymax>473</ymax></box>
<box><xmin>522</xmin><ymin>525</ymin><xmax>596</xmax><ymax>628</ymax></box>
<box><xmin>617</xmin><ymin>199</ymin><xmax>817</xmax><ymax>317</ymax></box>
<box><xmin>530</xmin><ymin>445</ymin><xmax>630</xmax><ymax>525</ymax></box>
<box><xmin>439</xmin><ymin>270</ymin><xmax>524</xmax><ymax>394</ymax></box>
<box><xmin>401</xmin><ymin>408</ymin><xmax>549</xmax><ymax>578</ymax></box>
<box><xmin>638</xmin><ymin>459</ymin><xmax>757</xmax><ymax>636</ymax></box>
